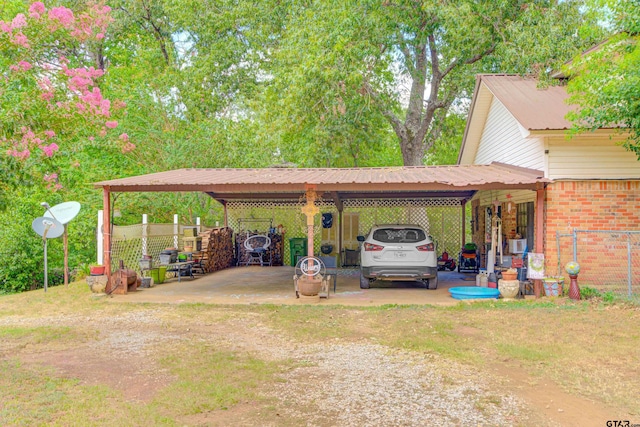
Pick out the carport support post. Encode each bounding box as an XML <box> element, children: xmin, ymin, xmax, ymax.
<box><xmin>222</xmin><ymin>200</ymin><xmax>228</xmax><ymax>228</ymax></box>
<box><xmin>461</xmin><ymin>200</ymin><xmax>466</xmax><ymax>246</ymax></box>
<box><xmin>102</xmin><ymin>187</ymin><xmax>112</xmax><ymax>290</ymax></box>
<box><xmin>534</xmin><ymin>186</ymin><xmax>545</xmax><ymax>298</ymax></box>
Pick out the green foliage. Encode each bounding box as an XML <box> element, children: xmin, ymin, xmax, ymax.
<box><xmin>579</xmin><ymin>287</ymin><xmax>616</xmax><ymax>303</ymax></box>
<box><xmin>602</xmin><ymin>291</ymin><xmax>615</xmax><ymax>303</ymax></box>
<box><xmin>0</xmin><ymin>1</ymin><xmax>610</xmax><ymax>292</ymax></box>
<box><xmin>256</xmin><ymin>0</ymin><xmax>603</xmax><ymax>165</ymax></box>
<box><xmin>580</xmin><ymin>286</ymin><xmax>602</xmax><ymax>300</ymax></box>
<box><xmin>566</xmin><ymin>2</ymin><xmax>640</xmax><ymax>158</ymax></box>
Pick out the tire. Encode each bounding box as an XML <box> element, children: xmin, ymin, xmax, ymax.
<box><xmin>449</xmin><ymin>264</ymin><xmax>456</xmax><ymax>271</ymax></box>
<box><xmin>360</xmin><ymin>273</ymin><xmax>371</xmax><ymax>289</ymax></box>
<box><xmin>429</xmin><ymin>274</ymin><xmax>439</xmax><ymax>290</ymax></box>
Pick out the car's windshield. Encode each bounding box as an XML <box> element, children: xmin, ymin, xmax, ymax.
<box><xmin>372</xmin><ymin>228</ymin><xmax>426</xmax><ymax>243</ymax></box>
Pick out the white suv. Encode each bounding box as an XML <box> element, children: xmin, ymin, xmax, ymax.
<box><xmin>359</xmin><ymin>225</ymin><xmax>438</xmax><ymax>289</ymax></box>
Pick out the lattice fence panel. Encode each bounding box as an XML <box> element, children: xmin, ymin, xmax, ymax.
<box><xmin>111</xmin><ymin>223</ymin><xmax>201</xmax><ymax>273</ymax></box>
<box><xmin>344</xmin><ymin>198</ymin><xmax>463</xmax><ymax>255</ymax></box>
<box><xmin>228</xmin><ymin>201</ymin><xmax>337</xmax><ymax>265</ymax></box>
<box><xmin>228</xmin><ymin>198</ymin><xmax>463</xmax><ymax>265</ymax></box>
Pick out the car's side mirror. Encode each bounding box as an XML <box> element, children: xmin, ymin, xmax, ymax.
<box><xmin>356</xmin><ymin>235</ymin><xmax>365</xmax><ymax>242</ymax></box>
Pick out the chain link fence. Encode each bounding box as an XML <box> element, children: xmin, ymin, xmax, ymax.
<box><xmin>556</xmin><ymin>230</ymin><xmax>640</xmax><ymax>302</ymax></box>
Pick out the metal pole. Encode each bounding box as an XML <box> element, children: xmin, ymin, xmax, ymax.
<box><xmin>63</xmin><ymin>225</ymin><xmax>69</xmax><ymax>287</ymax></box>
<box><xmin>43</xmin><ymin>238</ymin><xmax>48</xmax><ymax>292</ymax></box>
<box><xmin>572</xmin><ymin>228</ymin><xmax>577</xmax><ymax>262</ymax></box>
<box><xmin>556</xmin><ymin>230</ymin><xmax>561</xmax><ymax>276</ymax></box>
<box><xmin>628</xmin><ymin>233</ymin><xmax>632</xmax><ymax>298</ymax></box>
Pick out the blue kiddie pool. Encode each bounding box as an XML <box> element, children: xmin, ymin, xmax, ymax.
<box><xmin>449</xmin><ymin>286</ymin><xmax>500</xmax><ymax>300</ymax></box>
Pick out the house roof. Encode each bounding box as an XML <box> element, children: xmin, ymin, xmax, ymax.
<box><xmin>480</xmin><ymin>75</ymin><xmax>574</xmax><ymax>131</ymax></box>
<box><xmin>94</xmin><ymin>163</ymin><xmax>549</xmax><ymax>203</ymax></box>
<box><xmin>457</xmin><ymin>74</ymin><xmax>623</xmax><ymax>165</ymax></box>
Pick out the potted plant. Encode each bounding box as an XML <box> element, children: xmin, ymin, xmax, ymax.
<box><xmin>90</xmin><ymin>265</ymin><xmax>106</xmax><ymax>276</ymax></box>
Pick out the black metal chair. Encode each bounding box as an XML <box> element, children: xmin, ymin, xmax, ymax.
<box><xmin>192</xmin><ymin>254</ymin><xmax>206</xmax><ymax>274</ymax></box>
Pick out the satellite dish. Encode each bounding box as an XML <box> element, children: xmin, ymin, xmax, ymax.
<box><xmin>32</xmin><ymin>217</ymin><xmax>65</xmax><ymax>239</ymax></box>
<box><xmin>43</xmin><ymin>201</ymin><xmax>81</xmax><ymax>225</ymax></box>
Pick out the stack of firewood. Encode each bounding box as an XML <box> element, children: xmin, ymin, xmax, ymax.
<box><xmin>202</xmin><ymin>227</ymin><xmax>234</xmax><ymax>273</ymax></box>
<box><xmin>268</xmin><ymin>233</ymin><xmax>284</xmax><ymax>266</ymax></box>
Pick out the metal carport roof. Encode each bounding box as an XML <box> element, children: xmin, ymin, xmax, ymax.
<box><xmin>94</xmin><ymin>162</ymin><xmax>549</xmax><ymax>203</ymax></box>
<box><xmin>94</xmin><ymin>162</ymin><xmax>549</xmax><ymax>293</ymax></box>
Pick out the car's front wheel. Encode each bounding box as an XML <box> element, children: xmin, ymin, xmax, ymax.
<box><xmin>360</xmin><ymin>273</ymin><xmax>371</xmax><ymax>289</ymax></box>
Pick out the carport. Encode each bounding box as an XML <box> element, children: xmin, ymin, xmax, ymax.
<box><xmin>94</xmin><ymin>163</ymin><xmax>548</xmax><ymax>295</ymax></box>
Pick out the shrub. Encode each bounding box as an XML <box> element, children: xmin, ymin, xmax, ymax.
<box><xmin>580</xmin><ymin>286</ymin><xmax>601</xmax><ymax>300</ymax></box>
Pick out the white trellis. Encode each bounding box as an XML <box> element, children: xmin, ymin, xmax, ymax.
<box><xmin>343</xmin><ymin>198</ymin><xmax>463</xmax><ymax>255</ymax></box>
<box><xmin>227</xmin><ymin>197</ymin><xmax>464</xmax><ymax>265</ymax></box>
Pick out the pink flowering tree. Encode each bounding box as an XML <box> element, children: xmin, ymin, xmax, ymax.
<box><xmin>0</xmin><ymin>1</ymin><xmax>133</xmax><ymax>193</ymax></box>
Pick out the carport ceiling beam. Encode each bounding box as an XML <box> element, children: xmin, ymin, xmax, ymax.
<box><xmin>336</xmin><ymin>191</ymin><xmax>477</xmax><ymax>200</ymax></box>
<box><xmin>205</xmin><ymin>190</ymin><xmax>477</xmax><ymax>202</ymax></box>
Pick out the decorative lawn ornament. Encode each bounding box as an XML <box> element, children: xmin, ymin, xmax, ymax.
<box><xmin>565</xmin><ymin>261</ymin><xmax>581</xmax><ymax>300</ymax></box>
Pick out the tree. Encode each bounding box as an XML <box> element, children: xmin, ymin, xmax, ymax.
<box><xmin>565</xmin><ymin>0</ymin><xmax>640</xmax><ymax>157</ymax></box>
<box><xmin>263</xmin><ymin>0</ymin><xmax>603</xmax><ymax>166</ymax></box>
<box><xmin>0</xmin><ymin>1</ymin><xmax>132</xmax><ymax>292</ymax></box>
<box><xmin>0</xmin><ymin>1</ymin><xmax>127</xmax><ymax>193</ymax></box>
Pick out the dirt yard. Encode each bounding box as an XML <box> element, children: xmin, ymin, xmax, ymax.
<box><xmin>0</xmin><ymin>282</ymin><xmax>638</xmax><ymax>426</ymax></box>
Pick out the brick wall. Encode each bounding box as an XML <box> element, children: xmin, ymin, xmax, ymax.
<box><xmin>544</xmin><ymin>180</ymin><xmax>640</xmax><ymax>277</ymax></box>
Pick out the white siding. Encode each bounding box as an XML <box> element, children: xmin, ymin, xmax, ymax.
<box><xmin>474</xmin><ymin>98</ymin><xmax>545</xmax><ymax>170</ymax></box>
<box><xmin>548</xmin><ymin>136</ymin><xmax>640</xmax><ymax>179</ymax></box>
<box><xmin>459</xmin><ymin>84</ymin><xmax>493</xmax><ymax>165</ymax></box>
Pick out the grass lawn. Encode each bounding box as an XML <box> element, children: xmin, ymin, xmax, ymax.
<box><xmin>0</xmin><ymin>282</ymin><xmax>638</xmax><ymax>426</ymax></box>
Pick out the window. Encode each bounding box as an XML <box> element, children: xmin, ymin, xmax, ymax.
<box><xmin>372</xmin><ymin>228</ymin><xmax>426</xmax><ymax>243</ymax></box>
<box><xmin>516</xmin><ymin>202</ymin><xmax>534</xmax><ymax>249</ymax></box>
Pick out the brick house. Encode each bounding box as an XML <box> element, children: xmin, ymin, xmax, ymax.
<box><xmin>458</xmin><ymin>74</ymin><xmax>640</xmax><ymax>287</ymax></box>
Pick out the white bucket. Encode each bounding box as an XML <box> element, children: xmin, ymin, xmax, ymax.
<box><xmin>480</xmin><ymin>275</ymin><xmax>488</xmax><ymax>287</ymax></box>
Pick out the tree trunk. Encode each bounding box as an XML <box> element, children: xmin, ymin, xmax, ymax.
<box><xmin>399</xmin><ymin>133</ymin><xmax>426</xmax><ymax>166</ymax></box>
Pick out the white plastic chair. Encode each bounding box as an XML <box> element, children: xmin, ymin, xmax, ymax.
<box><xmin>243</xmin><ymin>234</ymin><xmax>272</xmax><ymax>266</ymax></box>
